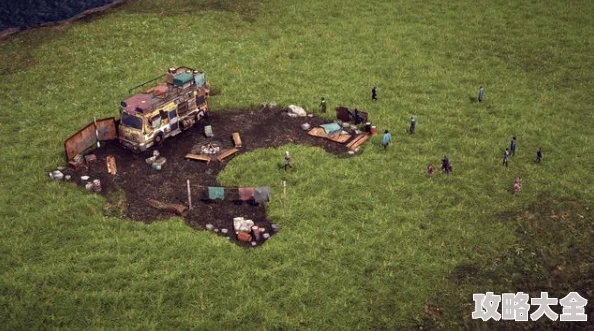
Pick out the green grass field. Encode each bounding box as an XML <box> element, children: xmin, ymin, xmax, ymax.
<box><xmin>1</xmin><ymin>0</ymin><xmax>593</xmax><ymax>329</ymax></box>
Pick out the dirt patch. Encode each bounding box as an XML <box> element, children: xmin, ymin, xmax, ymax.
<box><xmin>421</xmin><ymin>197</ymin><xmax>594</xmax><ymax>330</ymax></box>
<box><xmin>60</xmin><ymin>107</ymin><xmax>358</xmax><ymax>247</ymax></box>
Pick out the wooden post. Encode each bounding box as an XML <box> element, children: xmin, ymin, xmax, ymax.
<box><xmin>187</xmin><ymin>180</ymin><xmax>192</xmax><ymax>210</ymax></box>
<box><xmin>283</xmin><ymin>180</ymin><xmax>287</xmax><ymax>209</ymax></box>
<box><xmin>93</xmin><ymin>117</ymin><xmax>100</xmax><ymax>148</ymax></box>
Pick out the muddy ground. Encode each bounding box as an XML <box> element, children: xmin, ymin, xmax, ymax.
<box><xmin>60</xmin><ymin>107</ymin><xmax>359</xmax><ymax>247</ymax></box>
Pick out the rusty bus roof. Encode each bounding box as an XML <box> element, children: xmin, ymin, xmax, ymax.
<box><xmin>122</xmin><ymin>83</ymin><xmax>203</xmax><ymax>115</ymax></box>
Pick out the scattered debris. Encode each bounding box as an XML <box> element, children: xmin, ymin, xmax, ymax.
<box><xmin>263</xmin><ymin>233</ymin><xmax>270</xmax><ymax>239</ymax></box>
<box><xmin>346</xmin><ymin>134</ymin><xmax>370</xmax><ymax>150</ymax></box>
<box><xmin>252</xmin><ymin>225</ymin><xmax>261</xmax><ymax>240</ymax></box>
<box><xmin>308</xmin><ymin>127</ymin><xmax>351</xmax><ymax>143</ymax></box>
<box><xmin>237</xmin><ymin>232</ymin><xmax>252</xmax><ymax>243</ymax></box>
<box><xmin>64</xmin><ymin>175</ymin><xmax>71</xmax><ymax>180</ymax></box>
<box><xmin>271</xmin><ymin>224</ymin><xmax>280</xmax><ymax>233</ymax></box>
<box><xmin>221</xmin><ymin>228</ymin><xmax>228</xmax><ymax>234</ymax></box>
<box><xmin>348</xmin><ymin>150</ymin><xmax>355</xmax><ymax>155</ymax></box>
<box><xmin>81</xmin><ymin>175</ymin><xmax>90</xmax><ymax>181</ymax></box>
<box><xmin>217</xmin><ymin>148</ymin><xmax>239</xmax><ymax>162</ymax></box>
<box><xmin>205</xmin><ymin>223</ymin><xmax>214</xmax><ymax>230</ymax></box>
<box><xmin>204</xmin><ymin>125</ymin><xmax>214</xmax><ymax>138</ymax></box>
<box><xmin>251</xmin><ymin>241</ymin><xmax>257</xmax><ymax>246</ymax></box>
<box><xmin>49</xmin><ymin>170</ymin><xmax>64</xmax><ymax>181</ymax></box>
<box><xmin>84</xmin><ymin>154</ymin><xmax>97</xmax><ymax>164</ymax></box>
<box><xmin>91</xmin><ymin>179</ymin><xmax>102</xmax><ymax>193</ymax></box>
<box><xmin>233</xmin><ymin>217</ymin><xmax>255</xmax><ymax>233</ymax></box>
<box><xmin>147</xmin><ymin>199</ymin><xmax>188</xmax><ymax>216</ymax></box>
<box><xmin>69</xmin><ymin>154</ymin><xmax>87</xmax><ymax>170</ymax></box>
<box><xmin>154</xmin><ymin>157</ymin><xmax>167</xmax><ymax>167</ymax></box>
<box><xmin>185</xmin><ymin>153</ymin><xmax>212</xmax><ymax>164</ymax></box>
<box><xmin>287</xmin><ymin>105</ymin><xmax>307</xmax><ymax>117</ymax></box>
<box><xmin>214</xmin><ymin>228</ymin><xmax>219</xmax><ymax>233</ymax></box>
<box><xmin>301</xmin><ymin>123</ymin><xmax>311</xmax><ymax>131</ymax></box>
<box><xmin>146</xmin><ymin>156</ymin><xmax>157</xmax><ymax>164</ymax></box>
<box><xmin>151</xmin><ymin>162</ymin><xmax>162</xmax><ymax>170</ymax></box>
<box><xmin>85</xmin><ymin>182</ymin><xmax>93</xmax><ymax>190</ymax></box>
<box><xmin>153</xmin><ymin>150</ymin><xmax>160</xmax><ymax>157</ymax></box>
<box><xmin>106</xmin><ymin>156</ymin><xmax>117</xmax><ymax>175</ymax></box>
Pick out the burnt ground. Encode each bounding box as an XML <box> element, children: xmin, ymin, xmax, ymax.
<box><xmin>420</xmin><ymin>196</ymin><xmax>594</xmax><ymax>330</ymax></box>
<box><xmin>60</xmin><ymin>106</ymin><xmax>358</xmax><ymax>247</ymax></box>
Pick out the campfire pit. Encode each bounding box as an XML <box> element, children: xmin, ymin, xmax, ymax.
<box><xmin>192</xmin><ymin>141</ymin><xmax>222</xmax><ymax>156</ymax></box>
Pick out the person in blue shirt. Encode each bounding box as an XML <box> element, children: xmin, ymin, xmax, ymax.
<box><xmin>382</xmin><ymin>130</ymin><xmax>392</xmax><ymax>151</ymax></box>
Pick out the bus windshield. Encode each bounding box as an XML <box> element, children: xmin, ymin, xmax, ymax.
<box><xmin>121</xmin><ymin>111</ymin><xmax>143</xmax><ymax>131</ymax></box>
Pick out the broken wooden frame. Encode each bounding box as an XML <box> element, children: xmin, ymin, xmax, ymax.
<box><xmin>64</xmin><ymin>117</ymin><xmax>117</xmax><ymax>161</ymax></box>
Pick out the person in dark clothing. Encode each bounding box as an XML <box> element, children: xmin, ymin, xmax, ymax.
<box><xmin>409</xmin><ymin>116</ymin><xmax>416</xmax><ymax>134</ymax></box>
<box><xmin>478</xmin><ymin>86</ymin><xmax>484</xmax><ymax>102</ymax></box>
<box><xmin>372</xmin><ymin>86</ymin><xmax>377</xmax><ymax>101</ymax></box>
<box><xmin>441</xmin><ymin>155</ymin><xmax>451</xmax><ymax>175</ymax></box>
<box><xmin>510</xmin><ymin>136</ymin><xmax>517</xmax><ymax>156</ymax></box>
<box><xmin>536</xmin><ymin>147</ymin><xmax>543</xmax><ymax>162</ymax></box>
<box><xmin>502</xmin><ymin>148</ymin><xmax>510</xmax><ymax>167</ymax></box>
<box><xmin>354</xmin><ymin>108</ymin><xmax>360</xmax><ymax>124</ymax></box>
<box><xmin>320</xmin><ymin>97</ymin><xmax>327</xmax><ymax>113</ymax></box>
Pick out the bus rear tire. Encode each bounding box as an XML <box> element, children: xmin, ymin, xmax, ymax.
<box><xmin>154</xmin><ymin>132</ymin><xmax>164</xmax><ymax>145</ymax></box>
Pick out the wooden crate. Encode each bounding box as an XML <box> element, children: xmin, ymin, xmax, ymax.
<box><xmin>232</xmin><ymin>132</ymin><xmax>242</xmax><ymax>148</ymax></box>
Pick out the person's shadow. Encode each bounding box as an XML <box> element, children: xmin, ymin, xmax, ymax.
<box><xmin>469</xmin><ymin>96</ymin><xmax>478</xmax><ymax>103</ymax></box>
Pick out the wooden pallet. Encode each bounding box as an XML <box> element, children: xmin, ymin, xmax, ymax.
<box><xmin>307</xmin><ymin>127</ymin><xmax>351</xmax><ymax>143</ymax></box>
<box><xmin>217</xmin><ymin>148</ymin><xmax>239</xmax><ymax>162</ymax></box>
<box><xmin>185</xmin><ymin>153</ymin><xmax>212</xmax><ymax>164</ymax></box>
<box><xmin>347</xmin><ymin>134</ymin><xmax>370</xmax><ymax>150</ymax></box>
<box><xmin>232</xmin><ymin>132</ymin><xmax>242</xmax><ymax>148</ymax></box>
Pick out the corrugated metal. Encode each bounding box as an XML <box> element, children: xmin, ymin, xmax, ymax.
<box><xmin>63</xmin><ymin>117</ymin><xmax>117</xmax><ymax>161</ymax></box>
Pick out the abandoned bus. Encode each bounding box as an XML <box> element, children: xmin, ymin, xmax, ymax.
<box><xmin>118</xmin><ymin>66</ymin><xmax>210</xmax><ymax>152</ymax></box>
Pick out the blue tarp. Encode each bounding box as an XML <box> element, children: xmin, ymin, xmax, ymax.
<box><xmin>321</xmin><ymin>123</ymin><xmax>341</xmax><ymax>134</ymax></box>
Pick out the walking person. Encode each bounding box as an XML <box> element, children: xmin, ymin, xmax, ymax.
<box><xmin>502</xmin><ymin>148</ymin><xmax>510</xmax><ymax>167</ymax></box>
<box><xmin>320</xmin><ymin>97</ymin><xmax>327</xmax><ymax>113</ymax></box>
<box><xmin>372</xmin><ymin>86</ymin><xmax>377</xmax><ymax>102</ymax></box>
<box><xmin>513</xmin><ymin>176</ymin><xmax>522</xmax><ymax>194</ymax></box>
<box><xmin>536</xmin><ymin>147</ymin><xmax>543</xmax><ymax>162</ymax></box>
<box><xmin>427</xmin><ymin>163</ymin><xmax>434</xmax><ymax>179</ymax></box>
<box><xmin>382</xmin><ymin>130</ymin><xmax>392</xmax><ymax>151</ymax></box>
<box><xmin>441</xmin><ymin>155</ymin><xmax>451</xmax><ymax>175</ymax></box>
<box><xmin>510</xmin><ymin>135</ymin><xmax>517</xmax><ymax>156</ymax></box>
<box><xmin>478</xmin><ymin>85</ymin><xmax>484</xmax><ymax>102</ymax></box>
<box><xmin>409</xmin><ymin>116</ymin><xmax>416</xmax><ymax>134</ymax></box>
<box><xmin>284</xmin><ymin>151</ymin><xmax>292</xmax><ymax>171</ymax></box>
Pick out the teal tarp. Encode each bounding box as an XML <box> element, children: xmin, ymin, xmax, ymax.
<box><xmin>208</xmin><ymin>187</ymin><xmax>225</xmax><ymax>200</ymax></box>
<box><xmin>321</xmin><ymin>123</ymin><xmax>341</xmax><ymax>134</ymax></box>
<box><xmin>194</xmin><ymin>72</ymin><xmax>206</xmax><ymax>87</ymax></box>
<box><xmin>173</xmin><ymin>73</ymin><xmax>194</xmax><ymax>86</ymax></box>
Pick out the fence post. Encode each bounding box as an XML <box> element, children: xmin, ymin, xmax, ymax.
<box><xmin>283</xmin><ymin>180</ymin><xmax>287</xmax><ymax>209</ymax></box>
<box><xmin>187</xmin><ymin>180</ymin><xmax>192</xmax><ymax>210</ymax></box>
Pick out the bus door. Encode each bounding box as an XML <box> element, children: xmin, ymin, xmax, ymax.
<box><xmin>168</xmin><ymin>109</ymin><xmax>179</xmax><ymax>131</ymax></box>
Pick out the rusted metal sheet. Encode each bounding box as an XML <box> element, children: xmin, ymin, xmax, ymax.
<box><xmin>64</xmin><ymin>117</ymin><xmax>117</xmax><ymax>161</ymax></box>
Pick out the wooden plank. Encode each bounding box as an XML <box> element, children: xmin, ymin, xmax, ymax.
<box><xmin>185</xmin><ymin>153</ymin><xmax>212</xmax><ymax>164</ymax></box>
<box><xmin>346</xmin><ymin>134</ymin><xmax>365</xmax><ymax>149</ymax></box>
<box><xmin>349</xmin><ymin>134</ymin><xmax>370</xmax><ymax>150</ymax></box>
<box><xmin>232</xmin><ymin>132</ymin><xmax>242</xmax><ymax>148</ymax></box>
<box><xmin>308</xmin><ymin>127</ymin><xmax>351</xmax><ymax>143</ymax></box>
<box><xmin>217</xmin><ymin>148</ymin><xmax>239</xmax><ymax>161</ymax></box>
<box><xmin>106</xmin><ymin>156</ymin><xmax>117</xmax><ymax>175</ymax></box>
